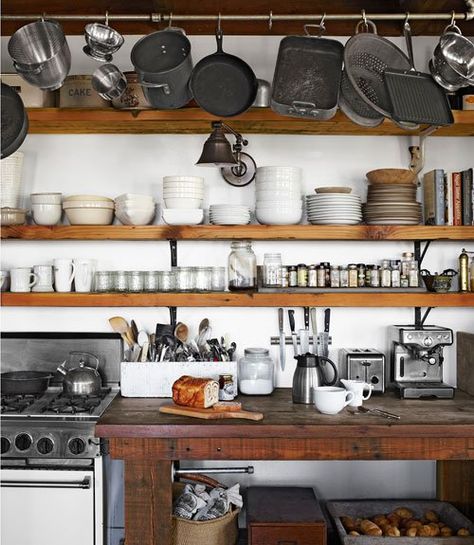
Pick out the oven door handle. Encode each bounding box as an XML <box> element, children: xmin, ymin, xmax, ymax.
<box><xmin>1</xmin><ymin>477</ymin><xmax>91</xmax><ymax>489</ymax></box>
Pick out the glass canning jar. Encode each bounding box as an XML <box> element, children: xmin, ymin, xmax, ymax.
<box><xmin>228</xmin><ymin>241</ymin><xmax>256</xmax><ymax>291</ymax></box>
<box><xmin>113</xmin><ymin>270</ymin><xmax>127</xmax><ymax>292</ymax></box>
<box><xmin>94</xmin><ymin>271</ymin><xmax>114</xmax><ymax>292</ymax></box>
<box><xmin>211</xmin><ymin>267</ymin><xmax>226</xmax><ymax>291</ymax></box>
<box><xmin>194</xmin><ymin>267</ymin><xmax>213</xmax><ymax>291</ymax></box>
<box><xmin>174</xmin><ymin>267</ymin><xmax>194</xmax><ymax>292</ymax></box>
<box><xmin>158</xmin><ymin>270</ymin><xmax>175</xmax><ymax>291</ymax></box>
<box><xmin>143</xmin><ymin>270</ymin><xmax>159</xmax><ymax>292</ymax></box>
<box><xmin>238</xmin><ymin>348</ymin><xmax>274</xmax><ymax>395</ymax></box>
<box><xmin>127</xmin><ymin>271</ymin><xmax>144</xmax><ymax>292</ymax></box>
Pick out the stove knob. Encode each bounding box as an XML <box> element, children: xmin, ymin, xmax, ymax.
<box><xmin>68</xmin><ymin>438</ymin><xmax>86</xmax><ymax>455</ymax></box>
<box><xmin>15</xmin><ymin>433</ymin><xmax>32</xmax><ymax>451</ymax></box>
<box><xmin>1</xmin><ymin>437</ymin><xmax>11</xmax><ymax>454</ymax></box>
<box><xmin>423</xmin><ymin>336</ymin><xmax>433</xmax><ymax>347</ymax></box>
<box><xmin>37</xmin><ymin>437</ymin><xmax>54</xmax><ymax>455</ymax></box>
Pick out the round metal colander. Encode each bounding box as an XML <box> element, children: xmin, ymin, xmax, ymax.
<box><xmin>344</xmin><ymin>27</ymin><xmax>411</xmax><ymax>117</ymax></box>
<box><xmin>339</xmin><ymin>71</ymin><xmax>384</xmax><ymax>127</ymax></box>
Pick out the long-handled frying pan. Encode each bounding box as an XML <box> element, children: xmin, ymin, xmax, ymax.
<box><xmin>190</xmin><ymin>29</ymin><xmax>257</xmax><ymax>117</ymax></box>
<box><xmin>1</xmin><ymin>83</ymin><xmax>29</xmax><ymax>159</ymax></box>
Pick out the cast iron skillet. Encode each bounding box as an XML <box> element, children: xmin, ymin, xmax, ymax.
<box><xmin>1</xmin><ymin>371</ymin><xmax>53</xmax><ymax>395</ymax></box>
<box><xmin>1</xmin><ymin>82</ymin><xmax>29</xmax><ymax>159</ymax></box>
<box><xmin>190</xmin><ymin>29</ymin><xmax>257</xmax><ymax>117</ymax></box>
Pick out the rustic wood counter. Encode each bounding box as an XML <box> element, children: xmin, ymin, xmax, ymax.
<box><xmin>96</xmin><ymin>389</ymin><xmax>474</xmax><ymax>545</ymax></box>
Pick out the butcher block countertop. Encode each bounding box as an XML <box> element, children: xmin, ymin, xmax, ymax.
<box><xmin>96</xmin><ymin>388</ymin><xmax>474</xmax><ymax>441</ymax></box>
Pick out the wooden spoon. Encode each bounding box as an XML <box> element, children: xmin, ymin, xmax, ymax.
<box><xmin>174</xmin><ymin>322</ymin><xmax>189</xmax><ymax>343</ymax></box>
<box><xmin>130</xmin><ymin>320</ymin><xmax>139</xmax><ymax>344</ymax></box>
<box><xmin>109</xmin><ymin>316</ymin><xmax>134</xmax><ymax>348</ymax></box>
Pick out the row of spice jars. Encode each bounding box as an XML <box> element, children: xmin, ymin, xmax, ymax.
<box><xmin>94</xmin><ymin>267</ymin><xmax>226</xmax><ymax>293</ymax></box>
<box><xmin>263</xmin><ymin>251</ymin><xmax>420</xmax><ymax>289</ymax></box>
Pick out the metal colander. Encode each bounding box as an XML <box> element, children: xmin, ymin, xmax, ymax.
<box><xmin>339</xmin><ymin>70</ymin><xmax>384</xmax><ymax>127</ymax></box>
<box><xmin>344</xmin><ymin>31</ymin><xmax>411</xmax><ymax>117</ymax></box>
<box><xmin>8</xmin><ymin>20</ymin><xmax>66</xmax><ymax>65</ymax></box>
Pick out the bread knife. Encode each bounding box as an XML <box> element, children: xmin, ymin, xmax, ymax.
<box><xmin>278</xmin><ymin>307</ymin><xmax>286</xmax><ymax>371</ymax></box>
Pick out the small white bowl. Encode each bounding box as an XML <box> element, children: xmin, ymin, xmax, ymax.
<box><xmin>256</xmin><ymin>202</ymin><xmax>303</xmax><ymax>210</ymax></box>
<box><xmin>65</xmin><ymin>207</ymin><xmax>114</xmax><ymax>225</ymax></box>
<box><xmin>115</xmin><ymin>207</ymin><xmax>156</xmax><ymax>226</ymax></box>
<box><xmin>163</xmin><ymin>176</ymin><xmax>204</xmax><ymax>183</ymax></box>
<box><xmin>63</xmin><ymin>200</ymin><xmax>115</xmax><ymax>210</ymax></box>
<box><xmin>32</xmin><ymin>203</ymin><xmax>62</xmax><ymax>225</ymax></box>
<box><xmin>163</xmin><ymin>197</ymin><xmax>203</xmax><ymax>209</ymax></box>
<box><xmin>163</xmin><ymin>190</ymin><xmax>204</xmax><ymax>198</ymax></box>
<box><xmin>30</xmin><ymin>192</ymin><xmax>62</xmax><ymax>205</ymax></box>
<box><xmin>115</xmin><ymin>193</ymin><xmax>154</xmax><ymax>202</ymax></box>
<box><xmin>63</xmin><ymin>194</ymin><xmax>113</xmax><ymax>203</ymax></box>
<box><xmin>162</xmin><ymin>208</ymin><xmax>204</xmax><ymax>225</ymax></box>
<box><xmin>163</xmin><ymin>181</ymin><xmax>204</xmax><ymax>189</ymax></box>
<box><xmin>256</xmin><ymin>207</ymin><xmax>303</xmax><ymax>225</ymax></box>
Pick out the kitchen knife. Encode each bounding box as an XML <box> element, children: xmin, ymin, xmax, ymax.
<box><xmin>322</xmin><ymin>308</ymin><xmax>331</xmax><ymax>358</ymax></box>
<box><xmin>358</xmin><ymin>406</ymin><xmax>400</xmax><ymax>420</ymax></box>
<box><xmin>278</xmin><ymin>307</ymin><xmax>286</xmax><ymax>371</ymax></box>
<box><xmin>310</xmin><ymin>307</ymin><xmax>318</xmax><ymax>355</ymax></box>
<box><xmin>288</xmin><ymin>309</ymin><xmax>298</xmax><ymax>357</ymax></box>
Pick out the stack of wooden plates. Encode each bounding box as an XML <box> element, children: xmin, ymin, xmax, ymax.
<box><xmin>364</xmin><ymin>170</ymin><xmax>421</xmax><ymax>225</ymax></box>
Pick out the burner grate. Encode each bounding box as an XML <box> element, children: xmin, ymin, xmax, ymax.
<box><xmin>1</xmin><ymin>393</ymin><xmax>42</xmax><ymax>414</ymax></box>
<box><xmin>41</xmin><ymin>388</ymin><xmax>111</xmax><ymax>415</ymax></box>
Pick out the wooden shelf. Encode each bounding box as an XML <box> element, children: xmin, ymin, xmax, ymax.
<box><xmin>3</xmin><ymin>225</ymin><xmax>474</xmax><ymax>241</ymax></box>
<box><xmin>2</xmin><ymin>292</ymin><xmax>473</xmax><ymax>307</ymax></box>
<box><xmin>25</xmin><ymin>108</ymin><xmax>474</xmax><ymax>136</ymax></box>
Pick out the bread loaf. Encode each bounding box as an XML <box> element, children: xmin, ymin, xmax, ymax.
<box><xmin>172</xmin><ymin>376</ymin><xmax>219</xmax><ymax>408</ymax></box>
<box><xmin>360</xmin><ymin>519</ymin><xmax>382</xmax><ymax>536</ymax></box>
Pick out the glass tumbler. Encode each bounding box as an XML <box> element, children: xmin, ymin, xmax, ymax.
<box><xmin>127</xmin><ymin>271</ymin><xmax>144</xmax><ymax>292</ymax></box>
<box><xmin>113</xmin><ymin>271</ymin><xmax>127</xmax><ymax>292</ymax></box>
<box><xmin>94</xmin><ymin>271</ymin><xmax>114</xmax><ymax>292</ymax></box>
<box><xmin>174</xmin><ymin>267</ymin><xmax>194</xmax><ymax>292</ymax></box>
<box><xmin>158</xmin><ymin>271</ymin><xmax>175</xmax><ymax>291</ymax></box>
<box><xmin>211</xmin><ymin>267</ymin><xmax>226</xmax><ymax>291</ymax></box>
<box><xmin>194</xmin><ymin>267</ymin><xmax>212</xmax><ymax>291</ymax></box>
<box><xmin>143</xmin><ymin>271</ymin><xmax>159</xmax><ymax>292</ymax></box>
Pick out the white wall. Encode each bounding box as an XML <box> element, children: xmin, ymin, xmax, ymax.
<box><xmin>2</xmin><ymin>33</ymin><xmax>473</xmax><ymax>500</ymax></box>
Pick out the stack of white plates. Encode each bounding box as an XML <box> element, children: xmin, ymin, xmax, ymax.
<box><xmin>209</xmin><ymin>204</ymin><xmax>251</xmax><ymax>225</ymax></box>
<box><xmin>163</xmin><ymin>176</ymin><xmax>204</xmax><ymax>210</ymax></box>
<box><xmin>306</xmin><ymin>193</ymin><xmax>362</xmax><ymax>225</ymax></box>
<box><xmin>255</xmin><ymin>166</ymin><xmax>303</xmax><ymax>225</ymax></box>
<box><xmin>115</xmin><ymin>193</ymin><xmax>156</xmax><ymax>225</ymax></box>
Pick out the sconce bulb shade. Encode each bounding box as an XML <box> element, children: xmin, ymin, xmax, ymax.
<box><xmin>195</xmin><ymin>126</ymin><xmax>238</xmax><ymax>167</ymax></box>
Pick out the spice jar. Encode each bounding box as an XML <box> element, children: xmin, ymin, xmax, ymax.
<box><xmin>330</xmin><ymin>266</ymin><xmax>340</xmax><ymax>288</ymax></box>
<box><xmin>321</xmin><ymin>262</ymin><xmax>331</xmax><ymax>287</ymax></box>
<box><xmin>297</xmin><ymin>264</ymin><xmax>308</xmax><ymax>288</ymax></box>
<box><xmin>348</xmin><ymin>264</ymin><xmax>358</xmax><ymax>288</ymax></box>
<box><xmin>228</xmin><ymin>241</ymin><xmax>256</xmax><ymax>291</ymax></box>
<box><xmin>317</xmin><ymin>265</ymin><xmax>326</xmax><ymax>287</ymax></box>
<box><xmin>340</xmin><ymin>266</ymin><xmax>349</xmax><ymax>288</ymax></box>
<box><xmin>381</xmin><ymin>260</ymin><xmax>391</xmax><ymax>288</ymax></box>
<box><xmin>391</xmin><ymin>260</ymin><xmax>401</xmax><ymax>288</ymax></box>
<box><xmin>288</xmin><ymin>266</ymin><xmax>297</xmax><ymax>287</ymax></box>
<box><xmin>357</xmin><ymin>264</ymin><xmax>366</xmax><ymax>287</ymax></box>
<box><xmin>280</xmin><ymin>266</ymin><xmax>289</xmax><ymax>288</ymax></box>
<box><xmin>238</xmin><ymin>348</ymin><xmax>274</xmax><ymax>395</ymax></box>
<box><xmin>263</xmin><ymin>253</ymin><xmax>282</xmax><ymax>287</ymax></box>
<box><xmin>370</xmin><ymin>266</ymin><xmax>380</xmax><ymax>288</ymax></box>
<box><xmin>408</xmin><ymin>261</ymin><xmax>419</xmax><ymax>288</ymax></box>
<box><xmin>308</xmin><ymin>265</ymin><xmax>317</xmax><ymax>287</ymax></box>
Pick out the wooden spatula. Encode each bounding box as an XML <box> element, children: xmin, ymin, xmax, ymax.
<box><xmin>109</xmin><ymin>316</ymin><xmax>134</xmax><ymax>348</ymax></box>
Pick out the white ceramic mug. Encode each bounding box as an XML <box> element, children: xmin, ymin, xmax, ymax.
<box><xmin>53</xmin><ymin>258</ymin><xmax>75</xmax><ymax>292</ymax></box>
<box><xmin>74</xmin><ymin>259</ymin><xmax>96</xmax><ymax>292</ymax></box>
<box><xmin>10</xmin><ymin>268</ymin><xmax>38</xmax><ymax>292</ymax></box>
<box><xmin>313</xmin><ymin>386</ymin><xmax>355</xmax><ymax>415</ymax></box>
<box><xmin>32</xmin><ymin>265</ymin><xmax>54</xmax><ymax>292</ymax></box>
<box><xmin>341</xmin><ymin>379</ymin><xmax>374</xmax><ymax>407</ymax></box>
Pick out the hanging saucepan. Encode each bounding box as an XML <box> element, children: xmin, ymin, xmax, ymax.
<box><xmin>190</xmin><ymin>28</ymin><xmax>258</xmax><ymax>117</ymax></box>
<box><xmin>1</xmin><ymin>83</ymin><xmax>29</xmax><ymax>159</ymax></box>
<box><xmin>131</xmin><ymin>26</ymin><xmax>193</xmax><ymax>109</ymax></box>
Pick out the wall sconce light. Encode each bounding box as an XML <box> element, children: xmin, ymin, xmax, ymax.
<box><xmin>196</xmin><ymin>121</ymin><xmax>256</xmax><ymax>187</ymax></box>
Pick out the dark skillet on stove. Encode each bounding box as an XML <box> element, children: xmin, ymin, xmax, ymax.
<box><xmin>1</xmin><ymin>371</ymin><xmax>53</xmax><ymax>395</ymax></box>
<box><xmin>190</xmin><ymin>29</ymin><xmax>258</xmax><ymax>117</ymax></box>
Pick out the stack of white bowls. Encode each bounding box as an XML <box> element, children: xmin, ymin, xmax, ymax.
<box><xmin>31</xmin><ymin>192</ymin><xmax>63</xmax><ymax>225</ymax></box>
<box><xmin>255</xmin><ymin>166</ymin><xmax>303</xmax><ymax>225</ymax></box>
<box><xmin>209</xmin><ymin>204</ymin><xmax>251</xmax><ymax>225</ymax></box>
<box><xmin>115</xmin><ymin>194</ymin><xmax>156</xmax><ymax>225</ymax></box>
<box><xmin>163</xmin><ymin>176</ymin><xmax>204</xmax><ymax>210</ymax></box>
<box><xmin>1</xmin><ymin>152</ymin><xmax>24</xmax><ymax>208</ymax></box>
<box><xmin>63</xmin><ymin>195</ymin><xmax>114</xmax><ymax>225</ymax></box>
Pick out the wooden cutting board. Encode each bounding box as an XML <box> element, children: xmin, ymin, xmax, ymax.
<box><xmin>159</xmin><ymin>402</ymin><xmax>264</xmax><ymax>421</ymax></box>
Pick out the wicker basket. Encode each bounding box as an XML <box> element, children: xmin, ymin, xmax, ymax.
<box><xmin>172</xmin><ymin>475</ymin><xmax>240</xmax><ymax>545</ymax></box>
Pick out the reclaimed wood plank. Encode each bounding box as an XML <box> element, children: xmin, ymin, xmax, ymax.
<box><xmin>437</xmin><ymin>461</ymin><xmax>474</xmax><ymax>521</ymax></box>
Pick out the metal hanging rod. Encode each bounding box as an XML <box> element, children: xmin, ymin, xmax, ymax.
<box><xmin>1</xmin><ymin>11</ymin><xmax>473</xmax><ymax>23</ymax></box>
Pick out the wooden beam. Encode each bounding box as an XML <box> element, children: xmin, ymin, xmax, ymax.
<box><xmin>437</xmin><ymin>461</ymin><xmax>474</xmax><ymax>521</ymax></box>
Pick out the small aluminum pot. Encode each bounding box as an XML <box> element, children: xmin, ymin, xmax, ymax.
<box><xmin>8</xmin><ymin>20</ymin><xmax>71</xmax><ymax>91</ymax></box>
<box><xmin>92</xmin><ymin>64</ymin><xmax>127</xmax><ymax>101</ymax></box>
<box><xmin>131</xmin><ymin>27</ymin><xmax>193</xmax><ymax>109</ymax></box>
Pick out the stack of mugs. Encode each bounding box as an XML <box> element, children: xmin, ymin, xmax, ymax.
<box><xmin>162</xmin><ymin>176</ymin><xmax>204</xmax><ymax>225</ymax></box>
<box><xmin>255</xmin><ymin>166</ymin><xmax>303</xmax><ymax>225</ymax></box>
<box><xmin>31</xmin><ymin>192</ymin><xmax>63</xmax><ymax>225</ymax></box>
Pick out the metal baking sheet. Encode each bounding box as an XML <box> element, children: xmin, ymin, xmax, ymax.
<box><xmin>327</xmin><ymin>500</ymin><xmax>474</xmax><ymax>544</ymax></box>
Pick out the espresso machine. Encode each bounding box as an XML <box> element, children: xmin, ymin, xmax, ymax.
<box><xmin>390</xmin><ymin>325</ymin><xmax>454</xmax><ymax>399</ymax></box>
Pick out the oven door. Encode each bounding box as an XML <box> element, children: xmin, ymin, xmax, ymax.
<box><xmin>1</xmin><ymin>468</ymin><xmax>96</xmax><ymax>545</ymax></box>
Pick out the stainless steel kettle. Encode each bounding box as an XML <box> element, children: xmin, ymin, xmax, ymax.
<box><xmin>292</xmin><ymin>354</ymin><xmax>338</xmax><ymax>404</ymax></box>
<box><xmin>57</xmin><ymin>351</ymin><xmax>102</xmax><ymax>395</ymax></box>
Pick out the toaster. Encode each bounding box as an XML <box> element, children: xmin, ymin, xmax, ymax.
<box><xmin>338</xmin><ymin>348</ymin><xmax>386</xmax><ymax>393</ymax></box>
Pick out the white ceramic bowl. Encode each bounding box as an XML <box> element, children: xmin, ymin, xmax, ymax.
<box><xmin>63</xmin><ymin>200</ymin><xmax>115</xmax><ymax>210</ymax></box>
<box><xmin>115</xmin><ymin>205</ymin><xmax>156</xmax><ymax>214</ymax></box>
<box><xmin>163</xmin><ymin>176</ymin><xmax>204</xmax><ymax>183</ymax></box>
<box><xmin>163</xmin><ymin>197</ymin><xmax>203</xmax><ymax>209</ymax></box>
<box><xmin>32</xmin><ymin>203</ymin><xmax>62</xmax><ymax>225</ymax></box>
<box><xmin>115</xmin><ymin>207</ymin><xmax>156</xmax><ymax>226</ymax></box>
<box><xmin>30</xmin><ymin>192</ymin><xmax>62</xmax><ymax>205</ymax></box>
<box><xmin>255</xmin><ymin>180</ymin><xmax>302</xmax><ymax>191</ymax></box>
<box><xmin>63</xmin><ymin>194</ymin><xmax>113</xmax><ymax>203</ymax></box>
<box><xmin>65</xmin><ymin>207</ymin><xmax>114</xmax><ymax>225</ymax></box>
<box><xmin>256</xmin><ymin>207</ymin><xmax>303</xmax><ymax>225</ymax></box>
<box><xmin>162</xmin><ymin>208</ymin><xmax>204</xmax><ymax>225</ymax></box>
<box><xmin>256</xmin><ymin>201</ymin><xmax>303</xmax><ymax>210</ymax></box>
<box><xmin>257</xmin><ymin>190</ymin><xmax>302</xmax><ymax>201</ymax></box>
<box><xmin>256</xmin><ymin>166</ymin><xmax>302</xmax><ymax>176</ymax></box>
<box><xmin>163</xmin><ymin>190</ymin><xmax>204</xmax><ymax>198</ymax></box>
<box><xmin>115</xmin><ymin>193</ymin><xmax>154</xmax><ymax>201</ymax></box>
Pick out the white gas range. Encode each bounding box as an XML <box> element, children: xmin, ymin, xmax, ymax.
<box><xmin>0</xmin><ymin>333</ymin><xmax>124</xmax><ymax>545</ymax></box>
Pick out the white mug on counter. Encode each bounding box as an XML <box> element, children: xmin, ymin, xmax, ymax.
<box><xmin>53</xmin><ymin>258</ymin><xmax>75</xmax><ymax>292</ymax></box>
<box><xmin>10</xmin><ymin>267</ymin><xmax>38</xmax><ymax>292</ymax></box>
<box><xmin>32</xmin><ymin>265</ymin><xmax>54</xmax><ymax>292</ymax></box>
<box><xmin>74</xmin><ymin>259</ymin><xmax>96</xmax><ymax>292</ymax></box>
<box><xmin>313</xmin><ymin>386</ymin><xmax>354</xmax><ymax>415</ymax></box>
<box><xmin>341</xmin><ymin>379</ymin><xmax>374</xmax><ymax>407</ymax></box>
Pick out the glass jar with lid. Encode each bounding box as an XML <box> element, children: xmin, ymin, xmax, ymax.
<box><xmin>263</xmin><ymin>253</ymin><xmax>282</xmax><ymax>287</ymax></box>
<box><xmin>238</xmin><ymin>348</ymin><xmax>274</xmax><ymax>395</ymax></box>
<box><xmin>228</xmin><ymin>241</ymin><xmax>256</xmax><ymax>291</ymax></box>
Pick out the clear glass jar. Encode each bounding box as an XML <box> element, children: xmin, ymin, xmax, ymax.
<box><xmin>401</xmin><ymin>274</ymin><xmax>409</xmax><ymax>288</ymax></box>
<box><xmin>297</xmin><ymin>264</ymin><xmax>308</xmax><ymax>288</ymax></box>
<box><xmin>263</xmin><ymin>253</ymin><xmax>282</xmax><ymax>287</ymax></box>
<box><xmin>158</xmin><ymin>271</ymin><xmax>175</xmax><ymax>291</ymax></box>
<box><xmin>211</xmin><ymin>267</ymin><xmax>226</xmax><ymax>291</ymax></box>
<box><xmin>381</xmin><ymin>260</ymin><xmax>392</xmax><ymax>288</ymax></box>
<box><xmin>358</xmin><ymin>264</ymin><xmax>366</xmax><ymax>287</ymax></box>
<box><xmin>308</xmin><ymin>265</ymin><xmax>317</xmax><ymax>287</ymax></box>
<box><xmin>370</xmin><ymin>266</ymin><xmax>380</xmax><ymax>288</ymax></box>
<box><xmin>330</xmin><ymin>266</ymin><xmax>340</xmax><ymax>288</ymax></box>
<box><xmin>194</xmin><ymin>267</ymin><xmax>213</xmax><ymax>291</ymax></box>
<box><xmin>340</xmin><ymin>266</ymin><xmax>349</xmax><ymax>288</ymax></box>
<box><xmin>143</xmin><ymin>271</ymin><xmax>159</xmax><ymax>292</ymax></box>
<box><xmin>94</xmin><ymin>271</ymin><xmax>113</xmax><ymax>292</ymax></box>
<box><xmin>365</xmin><ymin>265</ymin><xmax>373</xmax><ymax>286</ymax></box>
<box><xmin>391</xmin><ymin>260</ymin><xmax>401</xmax><ymax>288</ymax></box>
<box><xmin>401</xmin><ymin>251</ymin><xmax>414</xmax><ymax>277</ymax></box>
<box><xmin>288</xmin><ymin>266</ymin><xmax>297</xmax><ymax>287</ymax></box>
<box><xmin>280</xmin><ymin>266</ymin><xmax>289</xmax><ymax>288</ymax></box>
<box><xmin>127</xmin><ymin>271</ymin><xmax>144</xmax><ymax>292</ymax></box>
<box><xmin>174</xmin><ymin>267</ymin><xmax>194</xmax><ymax>291</ymax></box>
<box><xmin>238</xmin><ymin>348</ymin><xmax>274</xmax><ymax>395</ymax></box>
<box><xmin>348</xmin><ymin>264</ymin><xmax>358</xmax><ymax>288</ymax></box>
<box><xmin>113</xmin><ymin>270</ymin><xmax>128</xmax><ymax>292</ymax></box>
<box><xmin>408</xmin><ymin>261</ymin><xmax>419</xmax><ymax>287</ymax></box>
<box><xmin>317</xmin><ymin>265</ymin><xmax>326</xmax><ymax>288</ymax></box>
<box><xmin>228</xmin><ymin>241</ymin><xmax>256</xmax><ymax>291</ymax></box>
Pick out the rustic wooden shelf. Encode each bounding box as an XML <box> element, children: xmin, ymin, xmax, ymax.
<box><xmin>3</xmin><ymin>225</ymin><xmax>474</xmax><ymax>241</ymax></box>
<box><xmin>2</xmin><ymin>291</ymin><xmax>473</xmax><ymax>307</ymax></box>
<box><xmin>25</xmin><ymin>108</ymin><xmax>474</xmax><ymax>136</ymax></box>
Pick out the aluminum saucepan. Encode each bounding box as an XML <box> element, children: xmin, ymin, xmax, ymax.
<box><xmin>1</xmin><ymin>371</ymin><xmax>53</xmax><ymax>395</ymax></box>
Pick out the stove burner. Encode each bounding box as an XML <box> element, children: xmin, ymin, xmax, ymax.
<box><xmin>1</xmin><ymin>394</ymin><xmax>42</xmax><ymax>414</ymax></box>
<box><xmin>42</xmin><ymin>388</ymin><xmax>111</xmax><ymax>415</ymax></box>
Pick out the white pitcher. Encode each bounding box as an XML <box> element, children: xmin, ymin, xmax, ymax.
<box><xmin>341</xmin><ymin>379</ymin><xmax>373</xmax><ymax>407</ymax></box>
<box><xmin>73</xmin><ymin>259</ymin><xmax>96</xmax><ymax>293</ymax></box>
